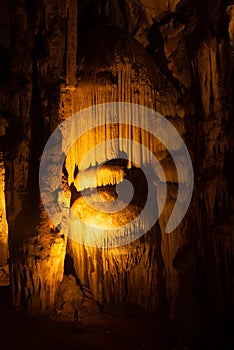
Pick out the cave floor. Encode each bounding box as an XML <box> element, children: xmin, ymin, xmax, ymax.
<box><xmin>0</xmin><ymin>306</ymin><xmax>182</xmax><ymax>350</ymax></box>
<box><xmin>1</xmin><ymin>286</ymin><xmax>233</xmax><ymax>350</ymax></box>
<box><xmin>0</xmin><ymin>286</ymin><xmax>187</xmax><ymax>350</ymax></box>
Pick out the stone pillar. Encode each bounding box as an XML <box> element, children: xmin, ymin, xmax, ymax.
<box><xmin>0</xmin><ymin>149</ymin><xmax>9</xmax><ymax>286</ymax></box>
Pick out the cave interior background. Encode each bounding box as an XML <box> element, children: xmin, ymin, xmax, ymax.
<box><xmin>0</xmin><ymin>0</ymin><xmax>233</xmax><ymax>348</ymax></box>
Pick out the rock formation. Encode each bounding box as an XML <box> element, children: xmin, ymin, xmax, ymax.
<box><xmin>0</xmin><ymin>0</ymin><xmax>233</xmax><ymax>347</ymax></box>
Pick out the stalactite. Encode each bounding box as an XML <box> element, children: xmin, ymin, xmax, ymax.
<box><xmin>57</xmin><ymin>25</ymin><xmax>188</xmax><ymax>313</ymax></box>
<box><xmin>67</xmin><ymin>225</ymin><xmax>162</xmax><ymax>310</ymax></box>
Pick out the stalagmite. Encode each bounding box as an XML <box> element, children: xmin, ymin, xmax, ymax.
<box><xmin>0</xmin><ymin>154</ymin><xmax>8</xmax><ymax>259</ymax></box>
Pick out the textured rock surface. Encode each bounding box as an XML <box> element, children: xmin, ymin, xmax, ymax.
<box><xmin>0</xmin><ymin>0</ymin><xmax>233</xmax><ymax>347</ymax></box>
<box><xmin>0</xmin><ymin>153</ymin><xmax>8</xmax><ymax>268</ymax></box>
<box><xmin>0</xmin><ymin>117</ymin><xmax>9</xmax><ymax>285</ymax></box>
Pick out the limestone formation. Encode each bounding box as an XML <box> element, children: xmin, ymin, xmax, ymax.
<box><xmin>0</xmin><ymin>0</ymin><xmax>233</xmax><ymax>346</ymax></box>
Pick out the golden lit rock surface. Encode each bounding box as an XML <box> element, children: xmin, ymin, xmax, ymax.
<box><xmin>0</xmin><ymin>154</ymin><xmax>8</xmax><ymax>268</ymax></box>
<box><xmin>0</xmin><ymin>1</ymin><xmax>233</xmax><ymax>347</ymax></box>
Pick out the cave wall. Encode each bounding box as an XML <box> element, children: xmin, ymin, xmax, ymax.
<box><xmin>0</xmin><ymin>0</ymin><xmax>233</xmax><ymax>343</ymax></box>
<box><xmin>0</xmin><ymin>149</ymin><xmax>9</xmax><ymax>289</ymax></box>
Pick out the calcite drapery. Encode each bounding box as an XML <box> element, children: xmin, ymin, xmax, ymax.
<box><xmin>0</xmin><ymin>1</ymin><xmax>232</xmax><ymax>345</ymax></box>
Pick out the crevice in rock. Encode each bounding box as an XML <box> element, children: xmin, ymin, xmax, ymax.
<box><xmin>146</xmin><ymin>20</ymin><xmax>186</xmax><ymax>95</ymax></box>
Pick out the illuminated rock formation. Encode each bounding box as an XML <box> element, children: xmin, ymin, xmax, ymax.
<box><xmin>0</xmin><ymin>0</ymin><xmax>233</xmax><ymax>346</ymax></box>
<box><xmin>0</xmin><ymin>119</ymin><xmax>9</xmax><ymax>285</ymax></box>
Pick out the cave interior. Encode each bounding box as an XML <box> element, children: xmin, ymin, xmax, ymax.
<box><xmin>0</xmin><ymin>0</ymin><xmax>234</xmax><ymax>349</ymax></box>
